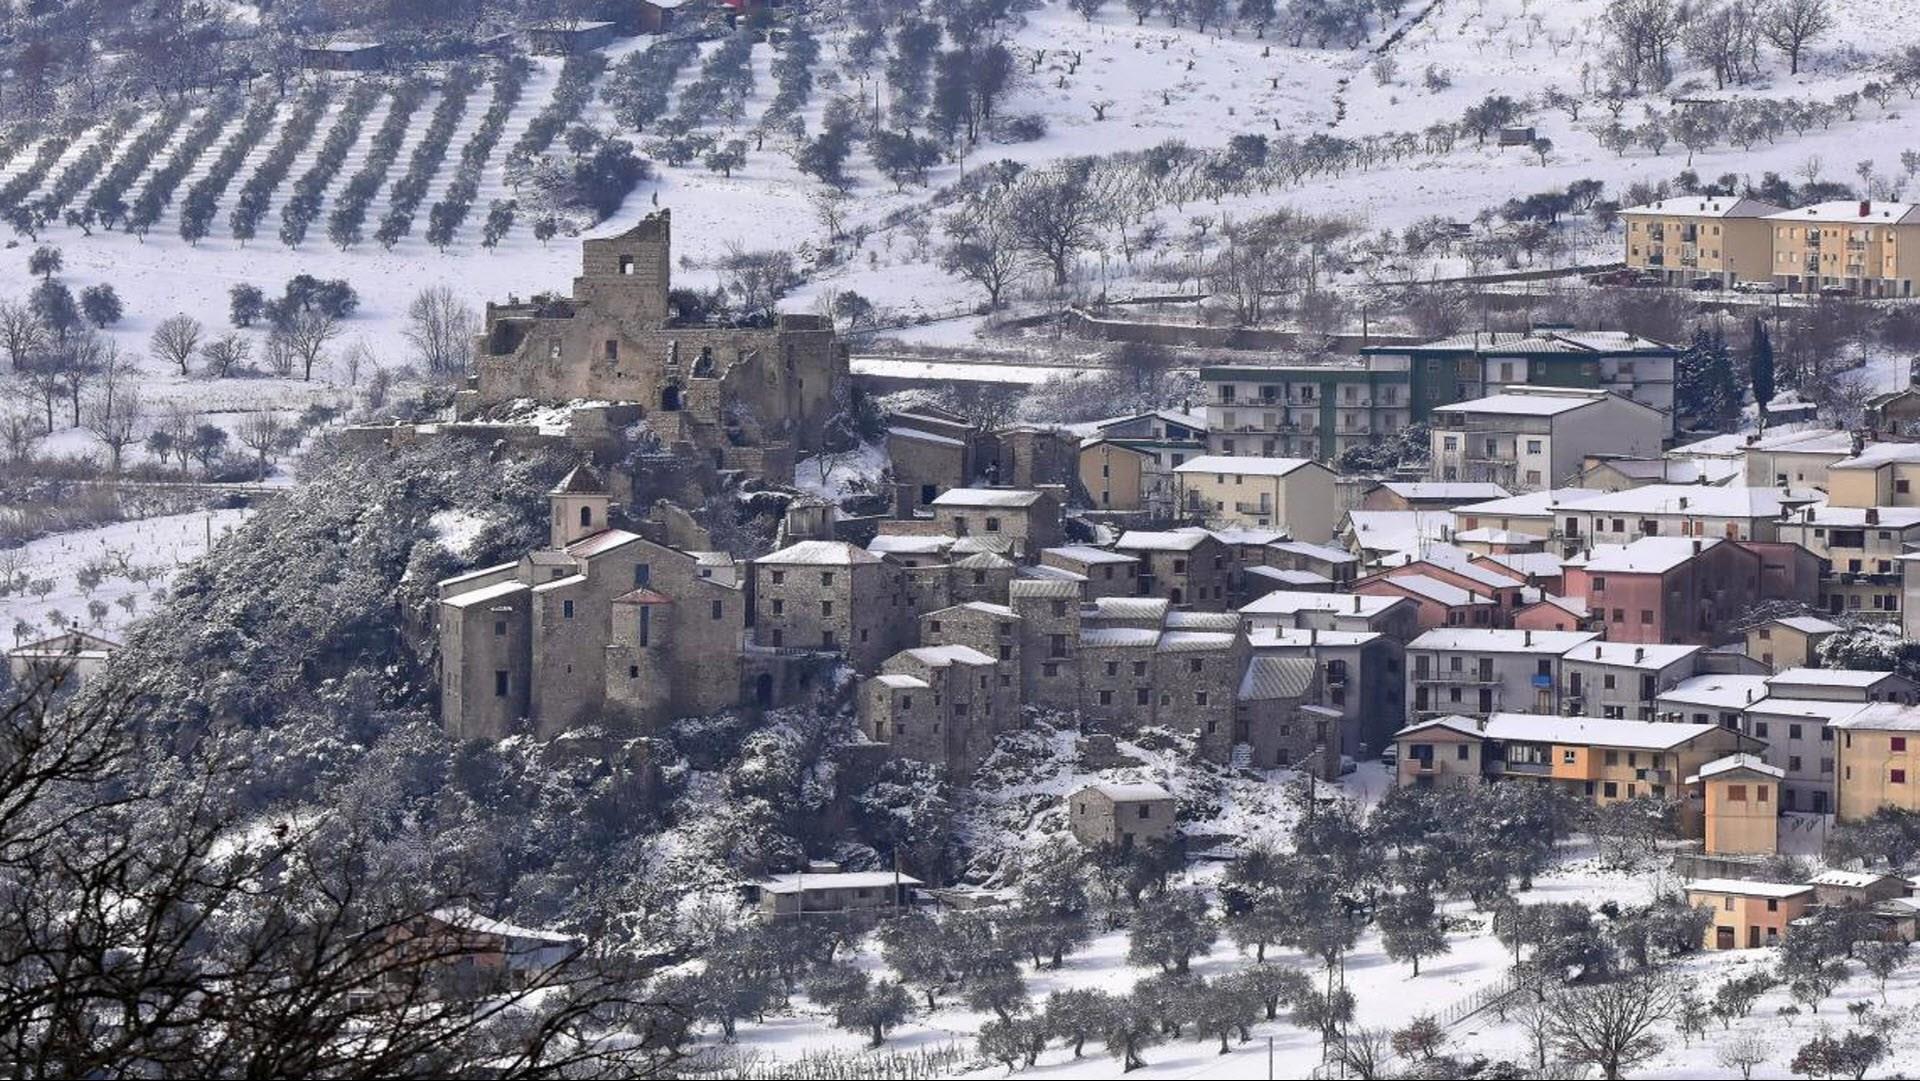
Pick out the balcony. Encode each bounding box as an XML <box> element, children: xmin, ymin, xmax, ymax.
<box><xmin>1235</xmin><ymin>501</ymin><xmax>1274</xmax><ymax>516</ymax></box>
<box><xmin>1501</xmin><ymin>760</ymin><xmax>1553</xmax><ymax>777</ymax></box>
<box><xmin>1415</xmin><ymin>672</ymin><xmax>1500</xmax><ymax>686</ymax></box>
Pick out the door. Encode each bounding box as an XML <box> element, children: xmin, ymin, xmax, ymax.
<box><xmin>1747</xmin><ymin>926</ymin><xmax>1760</xmax><ymax>949</ymax></box>
<box><xmin>1717</xmin><ymin>926</ymin><xmax>1736</xmax><ymax>950</ymax></box>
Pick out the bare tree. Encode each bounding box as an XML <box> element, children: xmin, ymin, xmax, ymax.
<box><xmin>1603</xmin><ymin>0</ymin><xmax>1684</xmax><ymax>93</ymax></box>
<box><xmin>237</xmin><ymin>411</ymin><xmax>288</xmax><ymax>471</ymax></box>
<box><xmin>199</xmin><ymin>332</ymin><xmax>253</xmax><ymax>378</ymax></box>
<box><xmin>0</xmin><ymin>394</ymin><xmax>42</xmax><ymax>463</ymax></box>
<box><xmin>1716</xmin><ymin>1032</ymin><xmax>1774</xmax><ymax>1080</ymax></box>
<box><xmin>150</xmin><ymin>314</ymin><xmax>204</xmax><ymax>377</ymax></box>
<box><xmin>1763</xmin><ymin>0</ymin><xmax>1831</xmax><ymax>74</ymax></box>
<box><xmin>0</xmin><ymin>298</ymin><xmax>43</xmax><ymax>369</ymax></box>
<box><xmin>82</xmin><ymin>383</ymin><xmax>145</xmax><ymax>474</ymax></box>
<box><xmin>939</xmin><ymin>191</ymin><xmax>1024</xmax><ymax>310</ymax></box>
<box><xmin>1006</xmin><ymin>159</ymin><xmax>1102</xmax><ymax>290</ymax></box>
<box><xmin>403</xmin><ymin>285</ymin><xmax>476</xmax><ymax>381</ymax></box>
<box><xmin>280</xmin><ymin>307</ymin><xmax>341</xmax><ymax>382</ymax></box>
<box><xmin>1547</xmin><ymin>973</ymin><xmax>1677</xmax><ymax>1080</ymax></box>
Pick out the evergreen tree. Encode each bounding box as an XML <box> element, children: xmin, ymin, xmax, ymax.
<box><xmin>1750</xmin><ymin>317</ymin><xmax>1776</xmax><ymax>419</ymax></box>
<box><xmin>1675</xmin><ymin>325</ymin><xmax>1742</xmax><ymax>429</ymax></box>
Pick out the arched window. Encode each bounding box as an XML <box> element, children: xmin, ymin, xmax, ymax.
<box><xmin>579</xmin><ymin>505</ymin><xmax>593</xmax><ymax>527</ymax></box>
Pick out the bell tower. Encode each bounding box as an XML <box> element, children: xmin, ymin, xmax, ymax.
<box><xmin>549</xmin><ymin>464</ymin><xmax>612</xmax><ymax>548</ymax></box>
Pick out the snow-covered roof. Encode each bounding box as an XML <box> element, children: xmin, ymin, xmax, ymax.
<box><xmin>901</xmin><ymin>644</ymin><xmax>996</xmax><ymax>666</ymax></box>
<box><xmin>1477</xmin><ymin>551</ymin><xmax>1564</xmax><ymax>579</ymax></box>
<box><xmin>951</xmin><ymin>601</ymin><xmax>1018</xmax><ymax>618</ymax></box>
<box><xmin>1684</xmin><ymin>878</ymin><xmax>1813</xmax><ymax>898</ymax></box>
<box><xmin>1020</xmin><ymin>564</ymin><xmax>1086</xmax><ymax>583</ymax></box>
<box><xmin>1247</xmin><ymin>626</ymin><xmax>1381</xmax><ymax>648</ymax></box>
<box><xmin>1769</xmin><ymin>667</ymin><xmax>1899</xmax><ymax>688</ymax></box>
<box><xmin>867</xmin><ymin>535</ymin><xmax>952</xmax><ymax>555</ymax></box>
<box><xmin>1764</xmin><ymin>200</ymin><xmax>1920</xmax><ymax>225</ymax></box>
<box><xmin>1174</xmin><ymin>455</ymin><xmax>1317</xmax><ymax>477</ymax></box>
<box><xmin>1564</xmin><ymin>641</ymin><xmax>1702</xmax><ymax>670</ymax></box>
<box><xmin>1080</xmin><ymin>782</ymin><xmax>1172</xmax><ymax>803</ymax></box>
<box><xmin>1569</xmin><ymin>485</ymin><xmax>1804</xmax><ymax>519</ymax></box>
<box><xmin>1432</xmin><ymin>388</ymin><xmax>1613</xmax><ymax>417</ymax></box>
<box><xmin>1240</xmin><ymin>591</ymin><xmax>1405</xmax><ymax>618</ymax></box>
<box><xmin>441</xmin><ymin>579</ymin><xmax>528</xmax><ymax>608</ymax></box>
<box><xmin>757</xmin><ymin>540</ymin><xmax>882</xmax><ymax>565</ymax></box>
<box><xmin>1620</xmin><ymin>196</ymin><xmax>1785</xmax><ymax>218</ymax></box>
<box><xmin>564</xmin><ymin>529</ymin><xmax>642</xmax><ymax>559</ymax></box>
<box><xmin>1344</xmin><ymin>510</ymin><xmax>1451</xmax><ymax>552</ymax></box>
<box><xmin>758</xmin><ymin>871</ymin><xmax>924</xmax><ymax>893</ymax></box>
<box><xmin>887</xmin><ymin>426</ymin><xmax>966</xmax><ymax>447</ymax></box>
<box><xmin>1831</xmin><ymin>701</ymin><xmax>1920</xmax><ymax>731</ymax></box>
<box><xmin>955</xmin><ymin>551</ymin><xmax>1014</xmax><ymax>570</ymax></box>
<box><xmin>1407</xmin><ymin>628</ymin><xmax>1597</xmax><ymax>654</ymax></box>
<box><xmin>1379</xmin><ymin>482</ymin><xmax>1511</xmax><ymax>502</ymax></box>
<box><xmin>1789</xmin><ymin>503</ymin><xmax>1920</xmax><ymax>528</ymax></box>
<box><xmin>430</xmin><ymin>907</ymin><xmax>576</xmax><ymax>944</ymax></box>
<box><xmin>1686</xmin><ymin>753</ymin><xmax>1784</xmax><ymax>783</ymax></box>
<box><xmin>1829</xmin><ymin>442</ymin><xmax>1920</xmax><ymax>470</ymax></box>
<box><xmin>1657</xmin><ymin>674</ymin><xmax>1772</xmax><ymax>710</ymax></box>
<box><xmin>1579</xmin><ymin>537</ymin><xmax>1721</xmax><ymax>574</ymax></box>
<box><xmin>1045</xmin><ymin>545</ymin><xmax>1136</xmax><ymax>565</ymax></box>
<box><xmin>1454</xmin><ymin>527</ymin><xmax>1535</xmax><ymax>544</ymax></box>
<box><xmin>1245</xmin><ymin>566</ymin><xmax>1333</xmax><ymax>586</ymax></box>
<box><xmin>1268</xmin><ymin>539</ymin><xmax>1358</xmax><ymax>564</ymax></box>
<box><xmin>1480</xmin><ymin>712</ymin><xmax>1725</xmax><ymax>750</ymax></box>
<box><xmin>1178</xmin><ymin>525</ymin><xmax>1288</xmax><ymax>546</ymax></box>
<box><xmin>1770</xmin><ymin>616</ymin><xmax>1844</xmax><ymax>635</ymax></box>
<box><xmin>872</xmin><ymin>673</ymin><xmax>930</xmax><ymax>690</ymax></box>
<box><xmin>1114</xmin><ymin>530</ymin><xmax>1211</xmax><ymax>552</ymax></box>
<box><xmin>1808</xmin><ymin>869</ymin><xmax>1898</xmax><ymax>888</ymax></box>
<box><xmin>1371</xmin><ymin>574</ymin><xmax>1493</xmax><ymax>607</ymax></box>
<box><xmin>931</xmin><ymin>487</ymin><xmax>1045</xmax><ymax>508</ymax></box>
<box><xmin>1453</xmin><ymin>488</ymin><xmax>1605</xmax><ymax>518</ymax></box>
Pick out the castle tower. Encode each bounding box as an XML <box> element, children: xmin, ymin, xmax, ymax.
<box><xmin>573</xmin><ymin>210</ymin><xmax>672</xmax><ymax>326</ymax></box>
<box><xmin>549</xmin><ymin>464</ymin><xmax>612</xmax><ymax>548</ymax></box>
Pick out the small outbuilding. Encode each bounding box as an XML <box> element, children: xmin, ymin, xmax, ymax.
<box><xmin>1068</xmin><ymin>782</ymin><xmax>1176</xmax><ymax>851</ymax></box>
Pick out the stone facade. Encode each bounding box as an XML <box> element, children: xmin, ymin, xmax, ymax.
<box><xmin>462</xmin><ymin>212</ymin><xmax>848</xmax><ymax>478</ymax></box>
<box><xmin>1068</xmin><ymin>783</ymin><xmax>1176</xmax><ymax>849</ymax></box>
<box><xmin>436</xmin><ymin>466</ymin><xmax>744</xmax><ymax>740</ymax></box>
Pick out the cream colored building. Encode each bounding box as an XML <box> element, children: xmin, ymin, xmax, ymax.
<box><xmin>1826</xmin><ymin>442</ymin><xmax>1920</xmax><ymax>507</ymax></box>
<box><xmin>1688</xmin><ymin>753</ymin><xmax>1783</xmax><ymax>856</ymax></box>
<box><xmin>1766</xmin><ymin>200</ymin><xmax>1920</xmax><ymax>297</ymax></box>
<box><xmin>1686</xmin><ymin>879</ymin><xmax>1814</xmax><ymax>950</ymax></box>
<box><xmin>1430</xmin><ymin>388</ymin><xmax>1666</xmax><ymax>493</ymax></box>
<box><xmin>1834</xmin><ymin>702</ymin><xmax>1920</xmax><ymax>820</ymax></box>
<box><xmin>1173</xmin><ymin>455</ymin><xmax>1338</xmax><ymax>540</ymax></box>
<box><xmin>1621</xmin><ymin>196</ymin><xmax>1783</xmax><ymax>287</ymax></box>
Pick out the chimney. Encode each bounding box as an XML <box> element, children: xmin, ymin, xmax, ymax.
<box><xmin>1634</xmin><ymin>646</ymin><xmax>1644</xmax><ymax>662</ymax></box>
<box><xmin>1353</xmin><ymin>594</ymin><xmax>1361</xmax><ymax>612</ymax></box>
<box><xmin>1692</xmin><ymin>539</ymin><xmax>1702</xmax><ymax>556</ymax></box>
<box><xmin>1524</xmin><ymin>629</ymin><xmax>1533</xmax><ymax>646</ymax></box>
<box><xmin>1861</xmin><ymin>199</ymin><xmax>1872</xmax><ymax>217</ymax></box>
<box><xmin>1868</xmin><ymin>508</ymin><xmax>1881</xmax><ymax>525</ymax></box>
<box><xmin>1679</xmin><ymin>496</ymin><xmax>1689</xmax><ymax>510</ymax></box>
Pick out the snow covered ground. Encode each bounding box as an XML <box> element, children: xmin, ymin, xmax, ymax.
<box><xmin>1</xmin><ymin>507</ymin><xmax>252</xmax><ymax>646</ymax></box>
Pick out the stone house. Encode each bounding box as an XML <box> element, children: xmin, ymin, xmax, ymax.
<box><xmin>462</xmin><ymin>212</ymin><xmax>847</xmax><ymax>480</ymax></box>
<box><xmin>1263</xmin><ymin>540</ymin><xmax>1360</xmax><ymax>588</ymax></box>
<box><xmin>929</xmin><ymin>487</ymin><xmax>1064</xmax><ymax>560</ymax></box>
<box><xmin>1235</xmin><ymin>655</ymin><xmax>1339</xmax><ymax>776</ymax></box>
<box><xmin>1069</xmin><ymin>783</ymin><xmax>1176</xmax><ymax>850</ymax></box>
<box><xmin>1112</xmin><ymin>530</ymin><xmax>1234</xmax><ymax>609</ymax></box>
<box><xmin>1040</xmin><ymin>545</ymin><xmax>1141</xmax><ymax>599</ymax></box>
<box><xmin>886</xmin><ymin>416</ymin><xmax>973</xmax><ymax>516</ymax></box>
<box><xmin>750</xmin><ymin>540</ymin><xmax>911</xmax><ymax>672</ymax></box>
<box><xmin>436</xmin><ymin>466</ymin><xmax>744</xmax><ymax>741</ymax></box>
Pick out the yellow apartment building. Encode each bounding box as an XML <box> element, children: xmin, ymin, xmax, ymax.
<box><xmin>1834</xmin><ymin>701</ymin><xmax>1920</xmax><ymax>820</ymax></box>
<box><xmin>1621</xmin><ymin>196</ymin><xmax>1782</xmax><ymax>286</ymax></box>
<box><xmin>1766</xmin><ymin>200</ymin><xmax>1920</xmax><ymax>297</ymax></box>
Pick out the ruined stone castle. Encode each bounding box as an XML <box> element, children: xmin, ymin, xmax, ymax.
<box><xmin>457</xmin><ymin>210</ymin><xmax>849</xmax><ymax>479</ymax></box>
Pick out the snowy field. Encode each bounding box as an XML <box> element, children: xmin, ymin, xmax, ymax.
<box><xmin>1</xmin><ymin>507</ymin><xmax>252</xmax><ymax>646</ymax></box>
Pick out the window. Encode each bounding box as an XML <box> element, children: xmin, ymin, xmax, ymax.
<box><xmin>772</xmin><ymin>599</ymin><xmax>784</xmax><ymax>615</ymax></box>
<box><xmin>1189</xmin><ymin>658</ymin><xmax>1203</xmax><ymax>674</ymax></box>
<box><xmin>562</xmin><ymin>599</ymin><xmax>574</xmax><ymax>619</ymax></box>
<box><xmin>1895</xmin><ymin>737</ymin><xmax>1909</xmax><ymax>752</ymax></box>
<box><xmin>493</xmin><ymin>620</ymin><xmax>506</xmax><ymax>636</ymax></box>
<box><xmin>985</xmin><ymin>516</ymin><xmax>1001</xmax><ymax>532</ymax></box>
<box><xmin>711</xmin><ymin>600</ymin><xmax>723</xmax><ymax>620</ymax></box>
<box><xmin>604</xmin><ymin>340</ymin><xmax>618</xmax><ymax>361</ymax></box>
<box><xmin>1895</xmin><ymin>769</ymin><xmax>1909</xmax><ymax>784</ymax></box>
<box><xmin>1099</xmin><ymin>690</ymin><xmax>1113</xmax><ymax>706</ymax></box>
<box><xmin>1727</xmin><ymin>784</ymin><xmax>1747</xmax><ymax>801</ymax></box>
<box><xmin>1195</xmin><ymin>691</ymin><xmax>1209</xmax><ymax>706</ymax></box>
<box><xmin>638</xmin><ymin>606</ymin><xmax>651</xmax><ymax>646</ymax></box>
<box><xmin>493</xmin><ymin>670</ymin><xmax>510</xmax><ymax>697</ymax></box>
<box><xmin>770</xmin><ymin>570</ymin><xmax>784</xmax><ymax>585</ymax></box>
<box><xmin>821</xmin><ymin>601</ymin><xmax>833</xmax><ymax>617</ymax></box>
<box><xmin>1136</xmin><ymin>688</ymin><xmax>1150</xmax><ymax>705</ymax></box>
<box><xmin>1526</xmin><ymin>439</ymin><xmax>1542</xmax><ymax>454</ymax></box>
<box><xmin>821</xmin><ymin>572</ymin><xmax>834</xmax><ymax>587</ymax></box>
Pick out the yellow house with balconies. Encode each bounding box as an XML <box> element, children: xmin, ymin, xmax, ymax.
<box><xmin>1766</xmin><ymin>200</ymin><xmax>1920</xmax><ymax>297</ymax></box>
<box><xmin>1622</xmin><ymin>196</ymin><xmax>1783</xmax><ymax>287</ymax></box>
